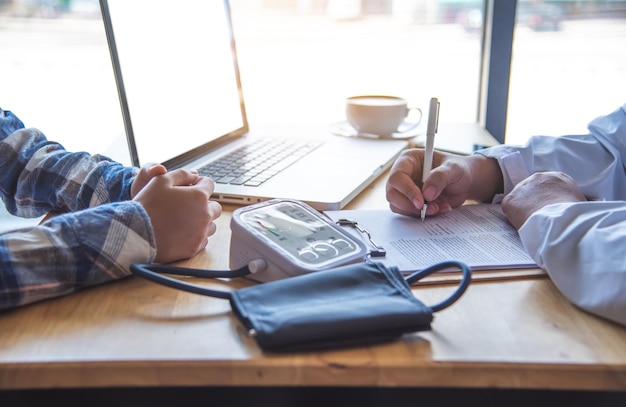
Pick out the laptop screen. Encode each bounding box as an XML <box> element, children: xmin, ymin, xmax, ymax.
<box><xmin>101</xmin><ymin>0</ymin><xmax>246</xmax><ymax>167</ymax></box>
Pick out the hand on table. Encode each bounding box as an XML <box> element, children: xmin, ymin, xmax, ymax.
<box><xmin>502</xmin><ymin>171</ymin><xmax>587</xmax><ymax>229</ymax></box>
<box><xmin>133</xmin><ymin>167</ymin><xmax>222</xmax><ymax>263</ymax></box>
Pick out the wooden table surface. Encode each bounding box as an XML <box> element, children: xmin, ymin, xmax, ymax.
<box><xmin>2</xmin><ymin>122</ymin><xmax>626</xmax><ymax>394</ymax></box>
<box><xmin>1</xmin><ymin>163</ymin><xmax>626</xmax><ymax>392</ymax></box>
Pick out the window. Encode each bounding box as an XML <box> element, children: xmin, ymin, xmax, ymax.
<box><xmin>228</xmin><ymin>0</ymin><xmax>483</xmax><ymax>127</ymax></box>
<box><xmin>506</xmin><ymin>0</ymin><xmax>626</xmax><ymax>145</ymax></box>
<box><xmin>1</xmin><ymin>2</ymin><xmax>126</xmax><ymax>162</ymax></box>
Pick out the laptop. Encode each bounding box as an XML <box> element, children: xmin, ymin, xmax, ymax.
<box><xmin>100</xmin><ymin>0</ymin><xmax>408</xmax><ymax>211</ymax></box>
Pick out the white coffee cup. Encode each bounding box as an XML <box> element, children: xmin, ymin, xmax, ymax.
<box><xmin>345</xmin><ymin>95</ymin><xmax>422</xmax><ymax>138</ymax></box>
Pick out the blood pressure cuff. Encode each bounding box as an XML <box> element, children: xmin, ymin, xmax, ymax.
<box><xmin>131</xmin><ymin>260</ymin><xmax>471</xmax><ymax>353</ymax></box>
<box><xmin>229</xmin><ymin>261</ymin><xmax>471</xmax><ymax>352</ymax></box>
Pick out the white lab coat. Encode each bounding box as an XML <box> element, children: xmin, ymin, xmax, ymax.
<box><xmin>477</xmin><ymin>103</ymin><xmax>626</xmax><ymax>326</ymax></box>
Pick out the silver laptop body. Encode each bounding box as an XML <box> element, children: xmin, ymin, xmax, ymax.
<box><xmin>100</xmin><ymin>0</ymin><xmax>407</xmax><ymax>210</ymax></box>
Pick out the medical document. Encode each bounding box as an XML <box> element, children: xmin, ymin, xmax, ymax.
<box><xmin>324</xmin><ymin>204</ymin><xmax>537</xmax><ymax>273</ymax></box>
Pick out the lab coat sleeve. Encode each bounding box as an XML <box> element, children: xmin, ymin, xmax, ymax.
<box><xmin>519</xmin><ymin>201</ymin><xmax>626</xmax><ymax>326</ymax></box>
<box><xmin>472</xmin><ymin>103</ymin><xmax>626</xmax><ymax>326</ymax></box>
<box><xmin>476</xmin><ymin>103</ymin><xmax>626</xmax><ymax>202</ymax></box>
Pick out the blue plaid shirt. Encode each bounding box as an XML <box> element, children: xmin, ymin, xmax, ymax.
<box><xmin>0</xmin><ymin>108</ymin><xmax>156</xmax><ymax>310</ymax></box>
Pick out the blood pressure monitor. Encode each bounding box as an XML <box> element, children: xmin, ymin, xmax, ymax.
<box><xmin>230</xmin><ymin>199</ymin><xmax>368</xmax><ymax>282</ymax></box>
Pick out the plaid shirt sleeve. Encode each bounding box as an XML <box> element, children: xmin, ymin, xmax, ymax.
<box><xmin>0</xmin><ymin>108</ymin><xmax>157</xmax><ymax>310</ymax></box>
<box><xmin>0</xmin><ymin>108</ymin><xmax>138</xmax><ymax>217</ymax></box>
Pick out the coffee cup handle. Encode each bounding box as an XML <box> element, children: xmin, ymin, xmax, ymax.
<box><xmin>396</xmin><ymin>106</ymin><xmax>423</xmax><ymax>133</ymax></box>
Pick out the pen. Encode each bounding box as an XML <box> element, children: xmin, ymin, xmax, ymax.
<box><xmin>421</xmin><ymin>97</ymin><xmax>440</xmax><ymax>222</ymax></box>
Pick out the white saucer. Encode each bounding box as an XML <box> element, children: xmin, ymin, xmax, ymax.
<box><xmin>329</xmin><ymin>121</ymin><xmax>425</xmax><ymax>140</ymax></box>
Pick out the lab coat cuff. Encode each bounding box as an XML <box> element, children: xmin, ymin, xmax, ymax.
<box><xmin>476</xmin><ymin>149</ymin><xmax>530</xmax><ymax>203</ymax></box>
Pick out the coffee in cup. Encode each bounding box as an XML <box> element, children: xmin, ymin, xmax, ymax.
<box><xmin>345</xmin><ymin>95</ymin><xmax>422</xmax><ymax>138</ymax></box>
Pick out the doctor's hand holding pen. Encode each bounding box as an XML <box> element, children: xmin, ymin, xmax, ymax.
<box><xmin>384</xmin><ymin>97</ymin><xmax>504</xmax><ymax>221</ymax></box>
<box><xmin>385</xmin><ymin>149</ymin><xmax>504</xmax><ymax>219</ymax></box>
<box><xmin>385</xmin><ymin>149</ymin><xmax>588</xmax><ymax>231</ymax></box>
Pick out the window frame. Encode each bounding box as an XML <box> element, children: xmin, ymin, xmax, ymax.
<box><xmin>479</xmin><ymin>0</ymin><xmax>517</xmax><ymax>144</ymax></box>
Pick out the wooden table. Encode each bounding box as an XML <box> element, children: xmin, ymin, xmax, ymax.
<box><xmin>1</xmin><ymin>126</ymin><xmax>625</xmax><ymax>404</ymax></box>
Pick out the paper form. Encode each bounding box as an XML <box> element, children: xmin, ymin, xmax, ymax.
<box><xmin>324</xmin><ymin>204</ymin><xmax>537</xmax><ymax>273</ymax></box>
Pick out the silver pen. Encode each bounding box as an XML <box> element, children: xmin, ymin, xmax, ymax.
<box><xmin>421</xmin><ymin>97</ymin><xmax>440</xmax><ymax>221</ymax></box>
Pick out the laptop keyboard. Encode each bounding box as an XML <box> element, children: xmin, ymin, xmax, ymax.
<box><xmin>198</xmin><ymin>138</ymin><xmax>323</xmax><ymax>187</ymax></box>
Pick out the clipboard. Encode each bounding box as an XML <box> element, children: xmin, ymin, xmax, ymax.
<box><xmin>324</xmin><ymin>204</ymin><xmax>546</xmax><ymax>285</ymax></box>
